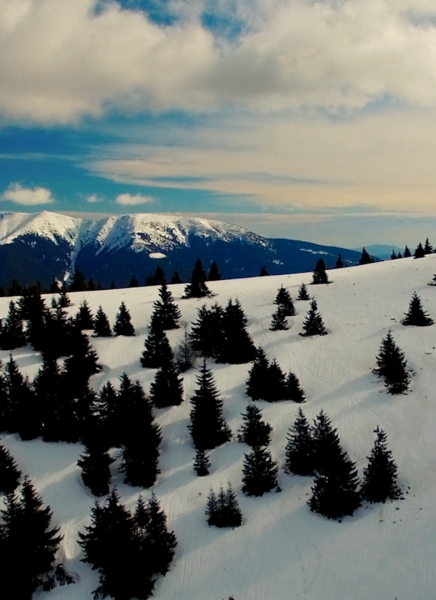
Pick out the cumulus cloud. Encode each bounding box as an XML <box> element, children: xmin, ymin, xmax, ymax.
<box><xmin>115</xmin><ymin>193</ymin><xmax>154</xmax><ymax>206</ymax></box>
<box><xmin>86</xmin><ymin>193</ymin><xmax>103</xmax><ymax>203</ymax></box>
<box><xmin>3</xmin><ymin>0</ymin><xmax>436</xmax><ymax>122</ymax></box>
<box><xmin>3</xmin><ymin>183</ymin><xmax>54</xmax><ymax>205</ymax></box>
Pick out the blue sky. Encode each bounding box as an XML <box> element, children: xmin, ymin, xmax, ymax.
<box><xmin>2</xmin><ymin>0</ymin><xmax>436</xmax><ymax>247</ymax></box>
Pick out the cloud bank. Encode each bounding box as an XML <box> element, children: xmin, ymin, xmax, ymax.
<box><xmin>115</xmin><ymin>193</ymin><xmax>154</xmax><ymax>205</ymax></box>
<box><xmin>3</xmin><ymin>183</ymin><xmax>54</xmax><ymax>205</ymax></box>
<box><xmin>3</xmin><ymin>0</ymin><xmax>436</xmax><ymax>123</ymax></box>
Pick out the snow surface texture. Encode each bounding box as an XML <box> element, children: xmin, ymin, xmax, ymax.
<box><xmin>2</xmin><ymin>255</ymin><xmax>436</xmax><ymax>600</ymax></box>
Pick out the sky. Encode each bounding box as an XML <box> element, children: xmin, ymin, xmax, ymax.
<box><xmin>2</xmin><ymin>0</ymin><xmax>436</xmax><ymax>248</ymax></box>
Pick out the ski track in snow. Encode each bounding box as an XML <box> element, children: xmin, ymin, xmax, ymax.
<box><xmin>1</xmin><ymin>256</ymin><xmax>436</xmax><ymax>599</ymax></box>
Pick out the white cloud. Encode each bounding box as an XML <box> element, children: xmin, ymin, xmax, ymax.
<box><xmin>86</xmin><ymin>193</ymin><xmax>103</xmax><ymax>203</ymax></box>
<box><xmin>3</xmin><ymin>0</ymin><xmax>436</xmax><ymax>122</ymax></box>
<box><xmin>3</xmin><ymin>183</ymin><xmax>54</xmax><ymax>205</ymax></box>
<box><xmin>115</xmin><ymin>193</ymin><xmax>154</xmax><ymax>206</ymax></box>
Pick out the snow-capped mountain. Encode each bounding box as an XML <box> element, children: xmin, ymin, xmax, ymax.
<box><xmin>0</xmin><ymin>211</ymin><xmax>361</xmax><ymax>287</ymax></box>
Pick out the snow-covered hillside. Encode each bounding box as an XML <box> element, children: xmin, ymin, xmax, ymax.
<box><xmin>2</xmin><ymin>254</ymin><xmax>436</xmax><ymax>600</ymax></box>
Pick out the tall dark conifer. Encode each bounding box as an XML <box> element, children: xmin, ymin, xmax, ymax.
<box><xmin>300</xmin><ymin>299</ymin><xmax>327</xmax><ymax>336</ymax></box>
<box><xmin>285</xmin><ymin>408</ymin><xmax>315</xmax><ymax>476</ymax></box>
<box><xmin>175</xmin><ymin>326</ymin><xmax>196</xmax><ymax>372</ymax></box>
<box><xmin>373</xmin><ymin>330</ymin><xmax>410</xmax><ymax>394</ymax></box>
<box><xmin>149</xmin><ymin>348</ymin><xmax>183</xmax><ymax>408</ymax></box>
<box><xmin>183</xmin><ymin>259</ymin><xmax>211</xmax><ymax>298</ymax></box>
<box><xmin>74</xmin><ymin>300</ymin><xmax>94</xmax><ymax>330</ymax></box>
<box><xmin>237</xmin><ymin>404</ymin><xmax>272</xmax><ymax>447</ymax></box>
<box><xmin>242</xmin><ymin>446</ymin><xmax>279</xmax><ymax>497</ymax></box>
<box><xmin>270</xmin><ymin>305</ymin><xmax>289</xmax><ymax>331</ymax></box>
<box><xmin>141</xmin><ymin>313</ymin><xmax>173</xmax><ymax>369</ymax></box>
<box><xmin>297</xmin><ymin>283</ymin><xmax>310</xmax><ymax>300</ymax></box>
<box><xmin>208</xmin><ymin>261</ymin><xmax>222</xmax><ymax>281</ymax></box>
<box><xmin>312</xmin><ymin>259</ymin><xmax>329</xmax><ymax>284</ymax></box>
<box><xmin>93</xmin><ymin>306</ymin><xmax>112</xmax><ymax>337</ymax></box>
<box><xmin>361</xmin><ymin>427</ymin><xmax>401</xmax><ymax>503</ymax></box>
<box><xmin>78</xmin><ymin>442</ymin><xmax>114</xmax><ymax>497</ymax></box>
<box><xmin>113</xmin><ymin>302</ymin><xmax>135</xmax><ymax>336</ymax></box>
<box><xmin>153</xmin><ymin>283</ymin><xmax>181</xmax><ymax>330</ymax></box>
<box><xmin>246</xmin><ymin>346</ymin><xmax>271</xmax><ymax>401</ymax></box>
<box><xmin>401</xmin><ymin>292</ymin><xmax>433</xmax><ymax>326</ymax></box>
<box><xmin>359</xmin><ymin>247</ymin><xmax>373</xmax><ymax>265</ymax></box>
<box><xmin>284</xmin><ymin>371</ymin><xmax>306</xmax><ymax>403</ymax></box>
<box><xmin>190</xmin><ymin>303</ymin><xmax>225</xmax><ymax>360</ymax></box>
<box><xmin>0</xmin><ymin>301</ymin><xmax>26</xmax><ymax>350</ymax></box>
<box><xmin>219</xmin><ymin>299</ymin><xmax>256</xmax><ymax>364</ymax></box>
<box><xmin>193</xmin><ymin>448</ymin><xmax>211</xmax><ymax>476</ymax></box>
<box><xmin>274</xmin><ymin>286</ymin><xmax>296</xmax><ymax>316</ymax></box>
<box><xmin>0</xmin><ymin>443</ymin><xmax>21</xmax><ymax>493</ymax></box>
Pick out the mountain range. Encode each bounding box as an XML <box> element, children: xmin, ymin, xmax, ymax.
<box><xmin>0</xmin><ymin>211</ymin><xmax>363</xmax><ymax>288</ymax></box>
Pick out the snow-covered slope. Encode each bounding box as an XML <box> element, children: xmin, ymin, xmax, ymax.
<box><xmin>2</xmin><ymin>254</ymin><xmax>435</xmax><ymax>600</ymax></box>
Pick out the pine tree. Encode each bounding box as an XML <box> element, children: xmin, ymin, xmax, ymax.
<box><xmin>175</xmin><ymin>326</ymin><xmax>197</xmax><ymax>372</ymax></box>
<box><xmin>297</xmin><ymin>283</ymin><xmax>310</xmax><ymax>300</ymax></box>
<box><xmin>94</xmin><ymin>381</ymin><xmax>121</xmax><ymax>448</ymax></box>
<box><xmin>1</xmin><ymin>477</ymin><xmax>65</xmax><ymax>599</ymax></box>
<box><xmin>208</xmin><ymin>261</ymin><xmax>222</xmax><ymax>281</ymax></box>
<box><xmin>273</xmin><ymin>285</ymin><xmax>296</xmax><ymax>316</ymax></box>
<box><xmin>146</xmin><ymin>266</ymin><xmax>166</xmax><ymax>286</ymax></box>
<box><xmin>129</xmin><ymin>275</ymin><xmax>139</xmax><ymax>287</ymax></box>
<box><xmin>58</xmin><ymin>288</ymin><xmax>71</xmax><ymax>308</ymax></box>
<box><xmin>424</xmin><ymin>238</ymin><xmax>433</xmax><ymax>254</ymax></box>
<box><xmin>242</xmin><ymin>445</ymin><xmax>279</xmax><ymax>496</ymax></box>
<box><xmin>206</xmin><ymin>484</ymin><xmax>242</xmax><ymax>527</ymax></box>
<box><xmin>5</xmin><ymin>355</ymin><xmax>39</xmax><ymax>439</ymax></box>
<box><xmin>190</xmin><ymin>303</ymin><xmax>226</xmax><ymax>359</ymax></box>
<box><xmin>390</xmin><ymin>250</ymin><xmax>398</xmax><ymax>260</ymax></box>
<box><xmin>403</xmin><ymin>245</ymin><xmax>411</xmax><ymax>258</ymax></box>
<box><xmin>300</xmin><ymin>298</ymin><xmax>327</xmax><ymax>336</ymax></box>
<box><xmin>143</xmin><ymin>493</ymin><xmax>177</xmax><ymax>575</ymax></box>
<box><xmin>33</xmin><ymin>355</ymin><xmax>67</xmax><ymax>443</ymax></box>
<box><xmin>414</xmin><ymin>242</ymin><xmax>425</xmax><ymax>258</ymax></box>
<box><xmin>205</xmin><ymin>489</ymin><xmax>219</xmax><ymax>526</ymax></box>
<box><xmin>49</xmin><ymin>278</ymin><xmax>61</xmax><ymax>293</ymax></box>
<box><xmin>266</xmin><ymin>359</ymin><xmax>287</xmax><ymax>402</ymax></box>
<box><xmin>0</xmin><ymin>301</ymin><xmax>26</xmax><ymax>350</ymax></box>
<box><xmin>284</xmin><ymin>371</ymin><xmax>306</xmax><ymax>403</ymax></box>
<box><xmin>8</xmin><ymin>279</ymin><xmax>23</xmax><ymax>296</ymax></box>
<box><xmin>237</xmin><ymin>404</ymin><xmax>272</xmax><ymax>447</ymax></box>
<box><xmin>401</xmin><ymin>292</ymin><xmax>433</xmax><ymax>326</ymax></box>
<box><xmin>359</xmin><ymin>247</ymin><xmax>373</xmax><ymax>265</ymax></box>
<box><xmin>285</xmin><ymin>408</ymin><xmax>315</xmax><ymax>476</ymax></box>
<box><xmin>149</xmin><ymin>350</ymin><xmax>183</xmax><ymax>408</ymax></box>
<box><xmin>270</xmin><ymin>305</ymin><xmax>289</xmax><ymax>331</ymax></box>
<box><xmin>397</xmin><ymin>251</ymin><xmax>403</xmax><ymax>259</ymax></box>
<box><xmin>259</xmin><ymin>265</ymin><xmax>269</xmax><ymax>276</ymax></box>
<box><xmin>193</xmin><ymin>448</ymin><xmax>211</xmax><ymax>476</ymax></box>
<box><xmin>189</xmin><ymin>360</ymin><xmax>231</xmax><ymax>451</ymax></box>
<box><xmin>141</xmin><ymin>313</ymin><xmax>173</xmax><ymax>368</ymax></box>
<box><xmin>93</xmin><ymin>306</ymin><xmax>112</xmax><ymax>337</ymax></box>
<box><xmin>42</xmin><ymin>303</ymin><xmax>76</xmax><ymax>360</ymax></box>
<box><xmin>361</xmin><ymin>427</ymin><xmax>401</xmax><ymax>503</ymax></box>
<box><xmin>171</xmin><ymin>270</ymin><xmax>182</xmax><ymax>284</ymax></box>
<box><xmin>246</xmin><ymin>346</ymin><xmax>271</xmax><ymax>401</ymax></box>
<box><xmin>153</xmin><ymin>282</ymin><xmax>181</xmax><ymax>330</ymax></box>
<box><xmin>78</xmin><ymin>442</ymin><xmax>114</xmax><ymax>497</ymax></box>
<box><xmin>373</xmin><ymin>330</ymin><xmax>411</xmax><ymax>394</ymax></box>
<box><xmin>311</xmin><ymin>410</ymin><xmax>343</xmax><ymax>474</ymax></box>
<box><xmin>335</xmin><ymin>254</ymin><xmax>344</xmax><ymax>268</ymax></box>
<box><xmin>219</xmin><ymin>299</ymin><xmax>256</xmax><ymax>364</ymax></box>
<box><xmin>74</xmin><ymin>300</ymin><xmax>94</xmax><ymax>330</ymax></box>
<box><xmin>183</xmin><ymin>259</ymin><xmax>212</xmax><ymax>298</ymax></box>
<box><xmin>312</xmin><ymin>259</ymin><xmax>329</xmax><ymax>284</ymax></box>
<box><xmin>113</xmin><ymin>301</ymin><xmax>135</xmax><ymax>336</ymax></box>
<box><xmin>0</xmin><ymin>443</ymin><xmax>21</xmax><ymax>493</ymax></box>
<box><xmin>62</xmin><ymin>332</ymin><xmax>101</xmax><ymax>399</ymax></box>
<box><xmin>69</xmin><ymin>268</ymin><xmax>87</xmax><ymax>291</ymax></box>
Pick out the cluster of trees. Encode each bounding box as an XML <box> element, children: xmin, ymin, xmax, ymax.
<box><xmin>270</xmin><ymin>286</ymin><xmax>296</xmax><ymax>330</ymax></box>
<box><xmin>79</xmin><ymin>490</ymin><xmax>176</xmax><ymax>600</ymax></box>
<box><xmin>286</xmin><ymin>408</ymin><xmax>401</xmax><ymax>519</ymax></box>
<box><xmin>246</xmin><ymin>347</ymin><xmax>306</xmax><ymax>403</ymax></box>
<box><xmin>206</xmin><ymin>484</ymin><xmax>242</xmax><ymax>528</ymax></box>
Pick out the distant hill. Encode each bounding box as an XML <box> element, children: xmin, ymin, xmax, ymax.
<box><xmin>0</xmin><ymin>211</ymin><xmax>362</xmax><ymax>288</ymax></box>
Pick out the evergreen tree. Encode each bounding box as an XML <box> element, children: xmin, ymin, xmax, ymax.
<box><xmin>58</xmin><ymin>288</ymin><xmax>71</xmax><ymax>308</ymax></box>
<box><xmin>93</xmin><ymin>306</ymin><xmax>112</xmax><ymax>337</ymax></box>
<box><xmin>300</xmin><ymin>299</ymin><xmax>327</xmax><ymax>337</ymax></box>
<box><xmin>397</xmin><ymin>251</ymin><xmax>403</xmax><ymax>259</ymax></box>
<box><xmin>129</xmin><ymin>275</ymin><xmax>139</xmax><ymax>287</ymax></box>
<box><xmin>373</xmin><ymin>330</ymin><xmax>411</xmax><ymax>394</ymax></box>
<box><xmin>259</xmin><ymin>265</ymin><xmax>269</xmax><ymax>276</ymax></box>
<box><xmin>237</xmin><ymin>404</ymin><xmax>272</xmax><ymax>447</ymax></box>
<box><xmin>270</xmin><ymin>305</ymin><xmax>289</xmax><ymax>331</ymax></box>
<box><xmin>208</xmin><ymin>261</ymin><xmax>222</xmax><ymax>281</ymax></box>
<box><xmin>183</xmin><ymin>259</ymin><xmax>212</xmax><ymax>298</ymax></box>
<box><xmin>141</xmin><ymin>313</ymin><xmax>173</xmax><ymax>368</ymax></box>
<box><xmin>246</xmin><ymin>346</ymin><xmax>271</xmax><ymax>401</ymax></box>
<box><xmin>219</xmin><ymin>299</ymin><xmax>256</xmax><ymax>364</ymax></box>
<box><xmin>424</xmin><ymin>238</ymin><xmax>433</xmax><ymax>254</ymax></box>
<box><xmin>43</xmin><ymin>304</ymin><xmax>75</xmax><ymax>360</ymax></box>
<box><xmin>312</xmin><ymin>259</ymin><xmax>329</xmax><ymax>284</ymax></box>
<box><xmin>390</xmin><ymin>250</ymin><xmax>398</xmax><ymax>260</ymax></box>
<box><xmin>49</xmin><ymin>278</ymin><xmax>61</xmax><ymax>293</ymax></box>
<box><xmin>1</xmin><ymin>477</ymin><xmax>65</xmax><ymax>599</ymax></box>
<box><xmin>8</xmin><ymin>279</ymin><xmax>23</xmax><ymax>296</ymax></box>
<box><xmin>266</xmin><ymin>359</ymin><xmax>287</xmax><ymax>402</ymax></box>
<box><xmin>335</xmin><ymin>254</ymin><xmax>344</xmax><ymax>268</ymax></box>
<box><xmin>297</xmin><ymin>283</ymin><xmax>310</xmax><ymax>300</ymax></box>
<box><xmin>78</xmin><ymin>442</ymin><xmax>114</xmax><ymax>497</ymax></box>
<box><xmin>175</xmin><ymin>326</ymin><xmax>197</xmax><ymax>372</ymax></box>
<box><xmin>401</xmin><ymin>291</ymin><xmax>433</xmax><ymax>326</ymax></box>
<box><xmin>359</xmin><ymin>247</ymin><xmax>373</xmax><ymax>265</ymax></box>
<box><xmin>206</xmin><ymin>484</ymin><xmax>242</xmax><ymax>527</ymax></box>
<box><xmin>69</xmin><ymin>268</ymin><xmax>87</xmax><ymax>292</ymax></box>
<box><xmin>146</xmin><ymin>266</ymin><xmax>166</xmax><ymax>286</ymax></box>
<box><xmin>153</xmin><ymin>282</ymin><xmax>181</xmax><ymax>330</ymax></box>
<box><xmin>62</xmin><ymin>332</ymin><xmax>101</xmax><ymax>399</ymax></box>
<box><xmin>285</xmin><ymin>408</ymin><xmax>315</xmax><ymax>476</ymax></box>
<box><xmin>74</xmin><ymin>300</ymin><xmax>94</xmax><ymax>330</ymax></box>
<box><xmin>403</xmin><ymin>245</ymin><xmax>411</xmax><ymax>258</ymax></box>
<box><xmin>361</xmin><ymin>427</ymin><xmax>401</xmax><ymax>503</ymax></box>
<box><xmin>170</xmin><ymin>270</ymin><xmax>182</xmax><ymax>284</ymax></box>
<box><xmin>143</xmin><ymin>493</ymin><xmax>177</xmax><ymax>575</ymax></box>
<box><xmin>33</xmin><ymin>355</ymin><xmax>67</xmax><ymax>443</ymax></box>
<box><xmin>414</xmin><ymin>242</ymin><xmax>425</xmax><ymax>258</ymax></box>
<box><xmin>284</xmin><ymin>371</ymin><xmax>306</xmax><ymax>403</ymax></box>
<box><xmin>0</xmin><ymin>370</ymin><xmax>8</xmax><ymax>432</ymax></box>
<box><xmin>189</xmin><ymin>360</ymin><xmax>231</xmax><ymax>451</ymax></box>
<box><xmin>149</xmin><ymin>350</ymin><xmax>184</xmax><ymax>408</ymax></box>
<box><xmin>311</xmin><ymin>410</ymin><xmax>344</xmax><ymax>474</ymax></box>
<box><xmin>113</xmin><ymin>301</ymin><xmax>135</xmax><ymax>336</ymax></box>
<box><xmin>0</xmin><ymin>301</ymin><xmax>26</xmax><ymax>350</ymax></box>
<box><xmin>94</xmin><ymin>381</ymin><xmax>121</xmax><ymax>448</ymax></box>
<box><xmin>274</xmin><ymin>285</ymin><xmax>296</xmax><ymax>316</ymax></box>
<box><xmin>190</xmin><ymin>303</ymin><xmax>226</xmax><ymax>360</ymax></box>
<box><xmin>5</xmin><ymin>355</ymin><xmax>39</xmax><ymax>439</ymax></box>
<box><xmin>193</xmin><ymin>448</ymin><xmax>211</xmax><ymax>476</ymax></box>
<box><xmin>0</xmin><ymin>443</ymin><xmax>21</xmax><ymax>494</ymax></box>
<box><xmin>242</xmin><ymin>445</ymin><xmax>279</xmax><ymax>496</ymax></box>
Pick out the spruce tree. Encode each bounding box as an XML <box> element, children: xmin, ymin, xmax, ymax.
<box><xmin>62</xmin><ymin>332</ymin><xmax>101</xmax><ymax>399</ymax></box>
<box><xmin>266</xmin><ymin>359</ymin><xmax>287</xmax><ymax>402</ymax></box>
<box><xmin>94</xmin><ymin>381</ymin><xmax>121</xmax><ymax>448</ymax></box>
<box><xmin>58</xmin><ymin>288</ymin><xmax>72</xmax><ymax>308</ymax></box>
<box><xmin>269</xmin><ymin>305</ymin><xmax>289</xmax><ymax>331</ymax></box>
<box><xmin>284</xmin><ymin>371</ymin><xmax>306</xmax><ymax>403</ymax></box>
<box><xmin>189</xmin><ymin>360</ymin><xmax>231</xmax><ymax>451</ymax></box>
<box><xmin>69</xmin><ymin>268</ymin><xmax>87</xmax><ymax>291</ymax></box>
<box><xmin>335</xmin><ymin>254</ymin><xmax>344</xmax><ymax>268</ymax></box>
<box><xmin>93</xmin><ymin>306</ymin><xmax>112</xmax><ymax>337</ymax></box>
<box><xmin>237</xmin><ymin>404</ymin><xmax>272</xmax><ymax>447</ymax></box>
<box><xmin>146</xmin><ymin>266</ymin><xmax>166</xmax><ymax>286</ymax></box>
<box><xmin>205</xmin><ymin>489</ymin><xmax>219</xmax><ymax>526</ymax></box>
<box><xmin>78</xmin><ymin>442</ymin><xmax>114</xmax><ymax>497</ymax></box>
<box><xmin>397</xmin><ymin>251</ymin><xmax>403</xmax><ymax>259</ymax></box>
<box><xmin>141</xmin><ymin>313</ymin><xmax>173</xmax><ymax>368</ymax></box>
<box><xmin>274</xmin><ymin>285</ymin><xmax>296</xmax><ymax>316</ymax></box>
<box><xmin>311</xmin><ymin>409</ymin><xmax>343</xmax><ymax>474</ymax></box>
<box><xmin>143</xmin><ymin>493</ymin><xmax>177</xmax><ymax>575</ymax></box>
<box><xmin>259</xmin><ymin>265</ymin><xmax>269</xmax><ymax>276</ymax></box>
<box><xmin>390</xmin><ymin>250</ymin><xmax>397</xmax><ymax>260</ymax></box>
<box><xmin>175</xmin><ymin>326</ymin><xmax>196</xmax><ymax>372</ymax></box>
<box><xmin>193</xmin><ymin>448</ymin><xmax>211</xmax><ymax>476</ymax></box>
<box><xmin>403</xmin><ymin>245</ymin><xmax>411</xmax><ymax>258</ymax></box>
<box><xmin>153</xmin><ymin>282</ymin><xmax>181</xmax><ymax>330</ymax></box>
<box><xmin>5</xmin><ymin>355</ymin><xmax>39</xmax><ymax>439</ymax></box>
<box><xmin>183</xmin><ymin>259</ymin><xmax>211</xmax><ymax>298</ymax></box>
<box><xmin>359</xmin><ymin>247</ymin><xmax>373</xmax><ymax>265</ymax></box>
<box><xmin>246</xmin><ymin>346</ymin><xmax>271</xmax><ymax>401</ymax></box>
<box><xmin>219</xmin><ymin>299</ymin><xmax>256</xmax><ymax>364</ymax></box>
<box><xmin>129</xmin><ymin>275</ymin><xmax>139</xmax><ymax>287</ymax></box>
<box><xmin>208</xmin><ymin>261</ymin><xmax>222</xmax><ymax>281</ymax></box>
<box><xmin>414</xmin><ymin>242</ymin><xmax>425</xmax><ymax>258</ymax></box>
<box><xmin>33</xmin><ymin>355</ymin><xmax>67</xmax><ymax>443</ymax></box>
<box><xmin>149</xmin><ymin>350</ymin><xmax>184</xmax><ymax>408</ymax></box>
<box><xmin>242</xmin><ymin>445</ymin><xmax>279</xmax><ymax>496</ymax></box>
<box><xmin>206</xmin><ymin>484</ymin><xmax>242</xmax><ymax>527</ymax></box>
<box><xmin>190</xmin><ymin>303</ymin><xmax>226</xmax><ymax>360</ymax></box>
<box><xmin>297</xmin><ymin>283</ymin><xmax>310</xmax><ymax>300</ymax></box>
<box><xmin>42</xmin><ymin>304</ymin><xmax>76</xmax><ymax>360</ymax></box>
<box><xmin>171</xmin><ymin>270</ymin><xmax>182</xmax><ymax>284</ymax></box>
<box><xmin>361</xmin><ymin>427</ymin><xmax>401</xmax><ymax>503</ymax></box>
<box><xmin>300</xmin><ymin>298</ymin><xmax>327</xmax><ymax>336</ymax></box>
<box><xmin>401</xmin><ymin>292</ymin><xmax>433</xmax><ymax>326</ymax></box>
<box><xmin>113</xmin><ymin>301</ymin><xmax>135</xmax><ymax>336</ymax></box>
<box><xmin>424</xmin><ymin>238</ymin><xmax>433</xmax><ymax>254</ymax></box>
<box><xmin>0</xmin><ymin>443</ymin><xmax>21</xmax><ymax>494</ymax></box>
<box><xmin>285</xmin><ymin>408</ymin><xmax>315</xmax><ymax>476</ymax></box>
<box><xmin>74</xmin><ymin>300</ymin><xmax>94</xmax><ymax>330</ymax></box>
<box><xmin>0</xmin><ymin>301</ymin><xmax>26</xmax><ymax>350</ymax></box>
<box><xmin>373</xmin><ymin>330</ymin><xmax>410</xmax><ymax>394</ymax></box>
<box><xmin>312</xmin><ymin>259</ymin><xmax>329</xmax><ymax>284</ymax></box>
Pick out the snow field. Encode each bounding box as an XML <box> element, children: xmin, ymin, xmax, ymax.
<box><xmin>2</xmin><ymin>255</ymin><xmax>436</xmax><ymax>600</ymax></box>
